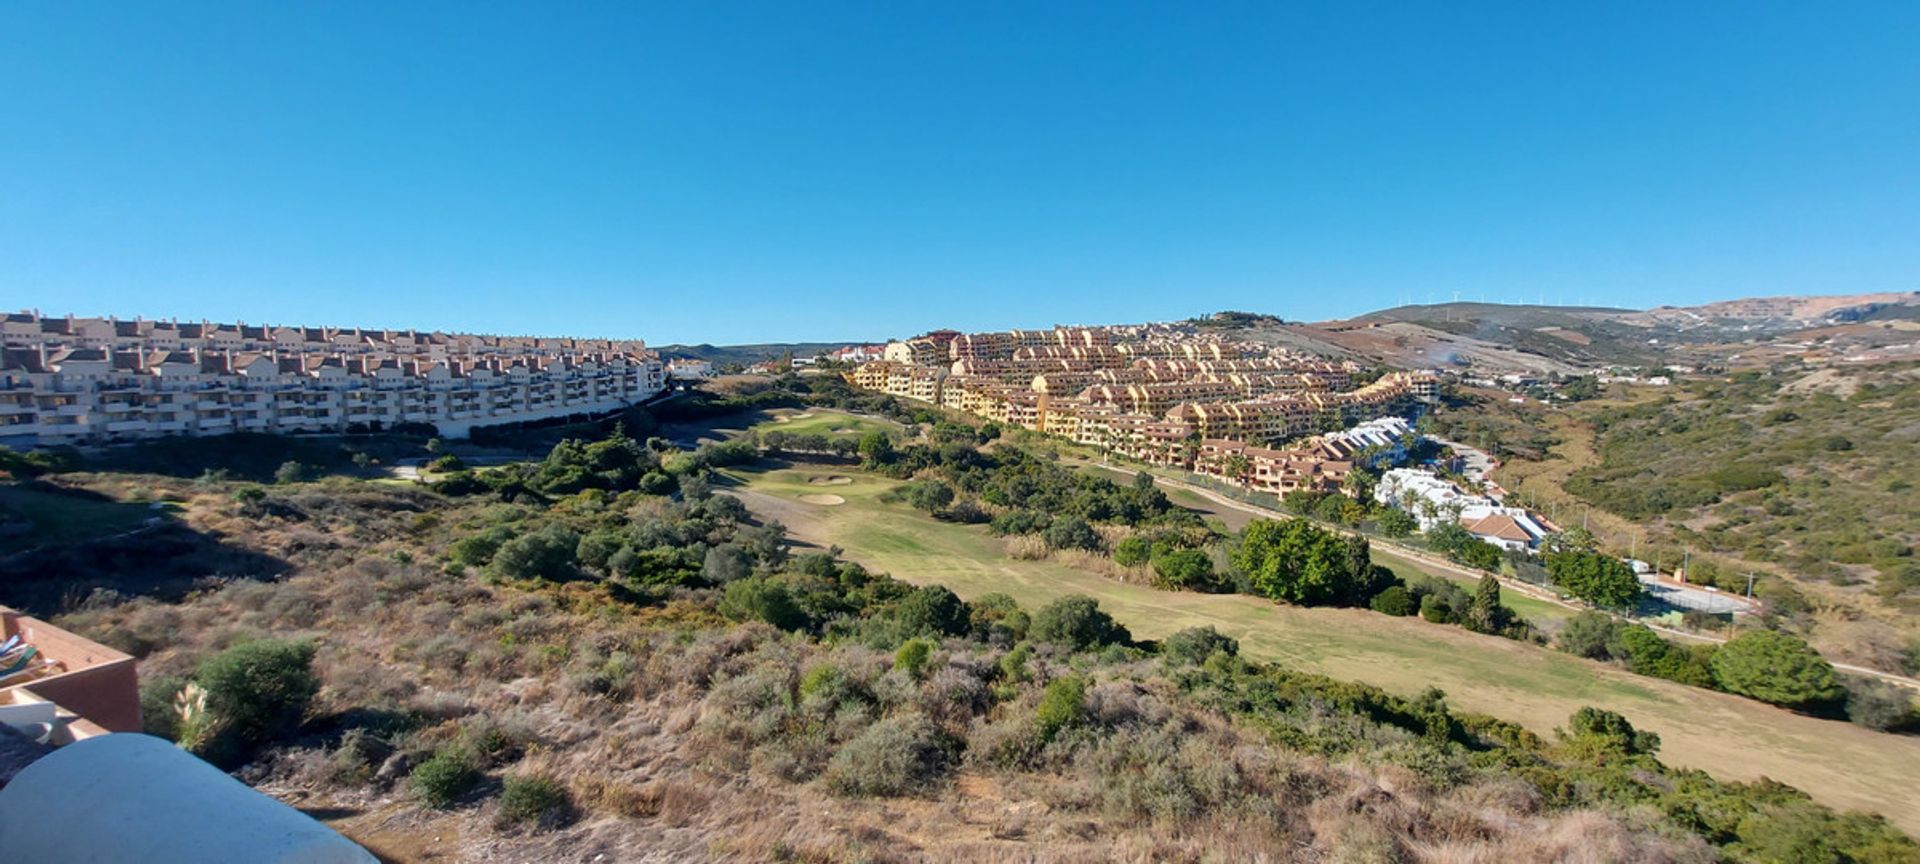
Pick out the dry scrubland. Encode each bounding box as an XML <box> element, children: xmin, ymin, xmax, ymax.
<box><xmin>10</xmin><ymin>471</ymin><xmax>1736</xmax><ymax>862</ymax></box>
<box><xmin>1446</xmin><ymin>365</ymin><xmax>1920</xmax><ymax>675</ymax></box>
<box><xmin>727</xmin><ymin>464</ymin><xmax>1920</xmax><ymax>833</ymax></box>
<box><xmin>5</xmin><ymin>394</ymin><xmax>1916</xmax><ymax>863</ymax></box>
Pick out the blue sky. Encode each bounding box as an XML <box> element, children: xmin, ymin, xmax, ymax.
<box><xmin>4</xmin><ymin>3</ymin><xmax>1917</xmax><ymax>344</ymax></box>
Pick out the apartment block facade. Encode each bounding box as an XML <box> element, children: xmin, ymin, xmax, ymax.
<box><xmin>0</xmin><ymin>313</ymin><xmax>664</xmax><ymax>447</ymax></box>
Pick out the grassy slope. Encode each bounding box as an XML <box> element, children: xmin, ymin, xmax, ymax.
<box><xmin>0</xmin><ymin>484</ymin><xmax>158</xmax><ymax>554</ymax></box>
<box><xmin>723</xmin><ymin>463</ymin><xmax>1920</xmax><ymax>833</ymax></box>
<box><xmin>748</xmin><ymin>409</ymin><xmax>901</xmax><ymax>440</ymax></box>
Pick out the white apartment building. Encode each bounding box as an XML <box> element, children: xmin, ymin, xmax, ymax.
<box><xmin>0</xmin><ymin>313</ymin><xmax>664</xmax><ymax>447</ymax></box>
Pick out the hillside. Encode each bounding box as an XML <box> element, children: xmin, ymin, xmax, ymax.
<box><xmin>1440</xmin><ymin>361</ymin><xmax>1920</xmax><ymax>674</ymax></box>
<box><xmin>5</xmin><ymin>410</ymin><xmax>1918</xmax><ymax>860</ymax></box>
<box><xmin>656</xmin><ymin>341</ymin><xmax>858</xmax><ymax>367</ymax></box>
<box><xmin>1227</xmin><ymin>292</ymin><xmax>1920</xmax><ymax>374</ymax></box>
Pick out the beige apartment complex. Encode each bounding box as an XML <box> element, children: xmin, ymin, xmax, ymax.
<box><xmin>848</xmin><ymin>323</ymin><xmax>1438</xmax><ymax>494</ymax></box>
<box><xmin>0</xmin><ymin>312</ymin><xmax>665</xmax><ymax>447</ymax></box>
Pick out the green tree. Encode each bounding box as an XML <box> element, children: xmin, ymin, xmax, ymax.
<box><xmin>1556</xmin><ymin>611</ymin><xmax>1622</xmax><ymax>660</ymax></box>
<box><xmin>1030</xmin><ymin>595</ymin><xmax>1130</xmax><ymax>649</ymax></box>
<box><xmin>1231</xmin><ymin>518</ymin><xmax>1376</xmax><ymax>606</ymax></box>
<box><xmin>1369</xmin><ymin>585</ymin><xmax>1417</xmax><ymax>616</ymax></box>
<box><xmin>1036</xmin><ymin>675</ymin><xmax>1087</xmax><ymax>742</ymax></box>
<box><xmin>1150</xmin><ymin>547</ymin><xmax>1215</xmax><ymax>591</ymax></box>
<box><xmin>1710</xmin><ymin>630</ymin><xmax>1844</xmax><ymax>710</ymax></box>
<box><xmin>1562</xmin><ymin>706</ymin><xmax>1660</xmax><ymax>758</ymax></box>
<box><xmin>1465</xmin><ymin>575</ymin><xmax>1512</xmax><ymax>634</ymax></box>
<box><xmin>896</xmin><ymin>585</ymin><xmax>969</xmax><ymax>637</ymax></box>
<box><xmin>1161</xmin><ymin>626</ymin><xmax>1239</xmax><ymax>665</ymax></box>
<box><xmin>1042</xmin><ymin>516</ymin><xmax>1102</xmax><ymax>552</ymax></box>
<box><xmin>903</xmin><ymin>480</ymin><xmax>955</xmax><ymax>514</ymax></box>
<box><xmin>717</xmin><ymin>577</ymin><xmax>809</xmax><ymax>631</ymax></box>
<box><xmin>857</xmin><ymin>431</ymin><xmax>894</xmax><ymax>466</ymax></box>
<box><xmin>1112</xmin><ymin>536</ymin><xmax>1151</xmax><ymax>567</ymax></box>
<box><xmin>1547</xmin><ymin>550</ymin><xmax>1644</xmax><ymax>609</ymax></box>
<box><xmin>1377</xmin><ymin>507</ymin><xmax>1417</xmax><ymax>538</ymax></box>
<box><xmin>489</xmin><ymin>524</ymin><xmax>582</xmax><ymax>582</ymax></box>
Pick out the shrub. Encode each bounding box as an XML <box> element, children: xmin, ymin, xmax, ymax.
<box><xmin>1562</xmin><ymin>706</ymin><xmax>1660</xmax><ymax>757</ymax></box>
<box><xmin>412</xmin><ymin>747</ymin><xmax>482</xmax><ymax>809</ymax></box>
<box><xmin>497</xmin><ymin>773</ymin><xmax>573</xmax><ymax>829</ymax></box>
<box><xmin>1150</xmin><ymin>548</ymin><xmax>1215</xmax><ymax>591</ymax></box>
<box><xmin>903</xmin><ymin>480</ymin><xmax>955</xmax><ymax>514</ymax></box>
<box><xmin>1161</xmin><ymin>626</ymin><xmax>1238</xmax><ymax>666</ymax></box>
<box><xmin>1043</xmin><ymin>516</ymin><xmax>1103</xmax><ymax>552</ymax></box>
<box><xmin>718</xmin><ymin>577</ymin><xmax>808</xmax><ymax>631</ymax></box>
<box><xmin>1710</xmin><ymin>630</ymin><xmax>1844</xmax><ymax>710</ymax></box>
<box><xmin>896</xmin><ymin>585</ymin><xmax>969</xmax><ymax>637</ymax></box>
<box><xmin>1419</xmin><ymin>593</ymin><xmax>1455</xmax><ymax>624</ymax></box>
<box><xmin>488</xmin><ymin>525</ymin><xmax>582</xmax><ymax>582</ymax></box>
<box><xmin>1036</xmin><ymin>675</ymin><xmax>1087</xmax><ymax>741</ymax></box>
<box><xmin>894</xmin><ymin>639</ymin><xmax>935</xmax><ymax>679</ymax></box>
<box><xmin>274</xmin><ymin>460</ymin><xmax>308</xmax><ymax>485</ymax></box>
<box><xmin>1030</xmin><ymin>595</ymin><xmax>1130</xmax><ymax>650</ymax></box>
<box><xmin>1844</xmin><ymin>677</ymin><xmax>1919</xmax><ymax>732</ymax></box>
<box><xmin>194</xmin><ymin>639</ymin><xmax>319</xmax><ymax>754</ymax></box>
<box><xmin>1113</xmin><ymin>536</ymin><xmax>1151</xmax><ymax>567</ymax></box>
<box><xmin>139</xmin><ymin>675</ymin><xmax>186</xmax><ymax>742</ymax></box>
<box><xmin>1369</xmin><ymin>585</ymin><xmax>1417</xmax><ymax>616</ymax></box>
<box><xmin>823</xmin><ymin>715</ymin><xmax>952</xmax><ymax>796</ymax></box>
<box><xmin>990</xmin><ymin>509</ymin><xmax>1052</xmax><ymax>536</ymax></box>
<box><xmin>1557</xmin><ymin>611</ymin><xmax>1622</xmax><ymax>659</ymax></box>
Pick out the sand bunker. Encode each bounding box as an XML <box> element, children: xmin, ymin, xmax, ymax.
<box><xmin>775</xmin><ymin>412</ymin><xmax>814</xmax><ymax>423</ymax></box>
<box><xmin>798</xmin><ymin>494</ymin><xmax>845</xmax><ymax>506</ymax></box>
<box><xmin>808</xmin><ymin>476</ymin><xmax>853</xmax><ymax>486</ymax></box>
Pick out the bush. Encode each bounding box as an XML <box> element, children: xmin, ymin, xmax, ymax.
<box><xmin>1369</xmin><ymin>585</ymin><xmax>1417</xmax><ymax>616</ymax></box>
<box><xmin>488</xmin><ymin>525</ymin><xmax>582</xmax><ymax>582</ymax></box>
<box><xmin>896</xmin><ymin>585</ymin><xmax>969</xmax><ymax>637</ymax></box>
<box><xmin>498</xmin><ymin>773</ymin><xmax>573</xmax><ymax>828</ymax></box>
<box><xmin>1161</xmin><ymin>626</ymin><xmax>1238</xmax><ymax>666</ymax></box>
<box><xmin>718</xmin><ymin>577</ymin><xmax>809</xmax><ymax>631</ymax></box>
<box><xmin>989</xmin><ymin>509</ymin><xmax>1052</xmax><ymax>536</ymax></box>
<box><xmin>412</xmin><ymin>747</ymin><xmax>482</xmax><ymax>809</ymax></box>
<box><xmin>1036</xmin><ymin>676</ymin><xmax>1087</xmax><ymax>741</ymax></box>
<box><xmin>894</xmin><ymin>638</ymin><xmax>935</xmax><ymax>679</ymax></box>
<box><xmin>1557</xmin><ymin>611</ymin><xmax>1621</xmax><ymax>659</ymax></box>
<box><xmin>1844</xmin><ymin>677</ymin><xmax>1919</xmax><ymax>732</ymax></box>
<box><xmin>1030</xmin><ymin>595</ymin><xmax>1130</xmax><ymax>650</ymax></box>
<box><xmin>194</xmin><ymin>639</ymin><xmax>319</xmax><ymax>755</ymax></box>
<box><xmin>1711</xmin><ymin>630</ymin><xmax>1844</xmax><ymax>710</ymax></box>
<box><xmin>823</xmin><ymin>715</ymin><xmax>952</xmax><ymax>796</ymax></box>
<box><xmin>1150</xmin><ymin>548</ymin><xmax>1215</xmax><ymax>591</ymax></box>
<box><xmin>1419</xmin><ymin>593</ymin><xmax>1455</xmax><ymax>624</ymax></box>
<box><xmin>1113</xmin><ymin>536</ymin><xmax>1151</xmax><ymax>567</ymax></box>
<box><xmin>1043</xmin><ymin>516</ymin><xmax>1103</xmax><ymax>552</ymax></box>
<box><xmin>1563</xmin><ymin>706</ymin><xmax>1660</xmax><ymax>757</ymax></box>
<box><xmin>903</xmin><ymin>480</ymin><xmax>955</xmax><ymax>514</ymax></box>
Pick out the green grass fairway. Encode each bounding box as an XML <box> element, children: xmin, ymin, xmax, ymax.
<box><xmin>748</xmin><ymin>409</ymin><xmax>901</xmax><ymax>441</ymax></box>
<box><xmin>723</xmin><ymin>463</ymin><xmax>1920</xmax><ymax>833</ymax></box>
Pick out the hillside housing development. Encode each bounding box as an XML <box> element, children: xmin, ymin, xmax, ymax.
<box><xmin>848</xmin><ymin>323</ymin><xmax>1439</xmax><ymax>495</ymax></box>
<box><xmin>0</xmin><ymin>312</ymin><xmax>665</xmax><ymax>447</ymax></box>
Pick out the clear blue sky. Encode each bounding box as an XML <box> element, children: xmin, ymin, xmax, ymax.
<box><xmin>4</xmin><ymin>3</ymin><xmax>1917</xmax><ymax>345</ymax></box>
